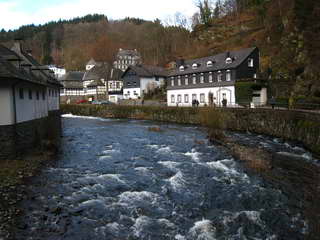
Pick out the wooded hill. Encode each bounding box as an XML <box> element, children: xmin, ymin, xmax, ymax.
<box><xmin>0</xmin><ymin>0</ymin><xmax>319</xmax><ymax>101</ymax></box>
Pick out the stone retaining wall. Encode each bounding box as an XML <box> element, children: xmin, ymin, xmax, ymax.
<box><xmin>0</xmin><ymin>110</ymin><xmax>61</xmax><ymax>160</ymax></box>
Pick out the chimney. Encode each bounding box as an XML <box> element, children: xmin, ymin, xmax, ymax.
<box><xmin>12</xmin><ymin>38</ymin><xmax>23</xmax><ymax>53</ymax></box>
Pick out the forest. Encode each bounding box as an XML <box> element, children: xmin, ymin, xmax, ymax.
<box><xmin>0</xmin><ymin>0</ymin><xmax>319</xmax><ymax>100</ymax></box>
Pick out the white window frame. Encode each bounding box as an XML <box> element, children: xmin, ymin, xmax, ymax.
<box><xmin>177</xmin><ymin>94</ymin><xmax>182</xmax><ymax>103</ymax></box>
<box><xmin>192</xmin><ymin>94</ymin><xmax>197</xmax><ymax>100</ymax></box>
<box><xmin>209</xmin><ymin>72</ymin><xmax>213</xmax><ymax>83</ymax></box>
<box><xmin>248</xmin><ymin>58</ymin><xmax>254</xmax><ymax>67</ymax></box>
<box><xmin>185</xmin><ymin>75</ymin><xmax>189</xmax><ymax>85</ymax></box>
<box><xmin>171</xmin><ymin>94</ymin><xmax>175</xmax><ymax>103</ymax></box>
<box><xmin>226</xmin><ymin>70</ymin><xmax>231</xmax><ymax>81</ymax></box>
<box><xmin>217</xmin><ymin>71</ymin><xmax>222</xmax><ymax>82</ymax></box>
<box><xmin>192</xmin><ymin>74</ymin><xmax>196</xmax><ymax>84</ymax></box>
<box><xmin>178</xmin><ymin>76</ymin><xmax>181</xmax><ymax>86</ymax></box>
<box><xmin>200</xmin><ymin>73</ymin><xmax>204</xmax><ymax>83</ymax></box>
<box><xmin>184</xmin><ymin>94</ymin><xmax>189</xmax><ymax>103</ymax></box>
<box><xmin>171</xmin><ymin>77</ymin><xmax>174</xmax><ymax>86</ymax></box>
<box><xmin>200</xmin><ymin>93</ymin><xmax>205</xmax><ymax>103</ymax></box>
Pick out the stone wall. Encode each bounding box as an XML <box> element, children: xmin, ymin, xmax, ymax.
<box><xmin>60</xmin><ymin>104</ymin><xmax>320</xmax><ymax>155</ymax></box>
<box><xmin>0</xmin><ymin>110</ymin><xmax>61</xmax><ymax>160</ymax></box>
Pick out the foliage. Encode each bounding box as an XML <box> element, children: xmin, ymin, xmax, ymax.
<box><xmin>235</xmin><ymin>82</ymin><xmax>257</xmax><ymax>103</ymax></box>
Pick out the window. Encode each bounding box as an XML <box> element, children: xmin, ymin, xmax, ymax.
<box><xmin>177</xmin><ymin>94</ymin><xmax>182</xmax><ymax>103</ymax></box>
<box><xmin>192</xmin><ymin>63</ymin><xmax>198</xmax><ymax>69</ymax></box>
<box><xmin>36</xmin><ymin>91</ymin><xmax>39</xmax><ymax>100</ymax></box>
<box><xmin>226</xmin><ymin>57</ymin><xmax>232</xmax><ymax>64</ymax></box>
<box><xmin>209</xmin><ymin>72</ymin><xmax>213</xmax><ymax>83</ymax></box>
<box><xmin>116</xmin><ymin>82</ymin><xmax>120</xmax><ymax>88</ymax></box>
<box><xmin>184</xmin><ymin>94</ymin><xmax>189</xmax><ymax>103</ymax></box>
<box><xmin>192</xmin><ymin>74</ymin><xmax>196</xmax><ymax>84</ymax></box>
<box><xmin>226</xmin><ymin>70</ymin><xmax>231</xmax><ymax>81</ymax></box>
<box><xmin>178</xmin><ymin>76</ymin><xmax>181</xmax><ymax>86</ymax></box>
<box><xmin>192</xmin><ymin>94</ymin><xmax>197</xmax><ymax>100</ymax></box>
<box><xmin>171</xmin><ymin>77</ymin><xmax>174</xmax><ymax>86</ymax></box>
<box><xmin>179</xmin><ymin>66</ymin><xmax>185</xmax><ymax>72</ymax></box>
<box><xmin>207</xmin><ymin>61</ymin><xmax>213</xmax><ymax>67</ymax></box>
<box><xmin>200</xmin><ymin>93</ymin><xmax>205</xmax><ymax>103</ymax></box>
<box><xmin>28</xmin><ymin>90</ymin><xmax>32</xmax><ymax>100</ymax></box>
<box><xmin>171</xmin><ymin>94</ymin><xmax>175</xmax><ymax>103</ymax></box>
<box><xmin>127</xmin><ymin>91</ymin><xmax>130</xmax><ymax>95</ymax></box>
<box><xmin>19</xmin><ymin>88</ymin><xmax>24</xmax><ymax>99</ymax></box>
<box><xmin>109</xmin><ymin>83</ymin><xmax>113</xmax><ymax>89</ymax></box>
<box><xmin>217</xmin><ymin>71</ymin><xmax>222</xmax><ymax>82</ymax></box>
<box><xmin>248</xmin><ymin>58</ymin><xmax>254</xmax><ymax>67</ymax></box>
<box><xmin>134</xmin><ymin>90</ymin><xmax>137</xmax><ymax>95</ymax></box>
<box><xmin>185</xmin><ymin>75</ymin><xmax>189</xmax><ymax>85</ymax></box>
<box><xmin>200</xmin><ymin>73</ymin><xmax>204</xmax><ymax>83</ymax></box>
<box><xmin>254</xmin><ymin>73</ymin><xmax>257</xmax><ymax>79</ymax></box>
<box><xmin>42</xmin><ymin>91</ymin><xmax>46</xmax><ymax>100</ymax></box>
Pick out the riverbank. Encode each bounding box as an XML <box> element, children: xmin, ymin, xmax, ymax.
<box><xmin>212</xmin><ymin>134</ymin><xmax>320</xmax><ymax>239</ymax></box>
<box><xmin>0</xmin><ymin>149</ymin><xmax>58</xmax><ymax>239</ymax></box>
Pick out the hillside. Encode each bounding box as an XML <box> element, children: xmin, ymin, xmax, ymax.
<box><xmin>0</xmin><ymin>0</ymin><xmax>319</xmax><ymax>101</ymax></box>
<box><xmin>190</xmin><ymin>0</ymin><xmax>320</xmax><ymax>101</ymax></box>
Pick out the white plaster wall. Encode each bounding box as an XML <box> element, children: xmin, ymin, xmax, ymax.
<box><xmin>252</xmin><ymin>88</ymin><xmax>267</xmax><ymax>106</ymax></box>
<box><xmin>15</xmin><ymin>83</ymin><xmax>49</xmax><ymax>123</ymax></box>
<box><xmin>0</xmin><ymin>87</ymin><xmax>14</xmax><ymax>125</ymax></box>
<box><xmin>123</xmin><ymin>88</ymin><xmax>141</xmax><ymax>99</ymax></box>
<box><xmin>167</xmin><ymin>86</ymin><xmax>235</xmax><ymax>107</ymax></box>
<box><xmin>109</xmin><ymin>94</ymin><xmax>123</xmax><ymax>103</ymax></box>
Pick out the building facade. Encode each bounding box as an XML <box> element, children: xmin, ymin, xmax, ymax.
<box><xmin>122</xmin><ymin>65</ymin><xmax>166</xmax><ymax>100</ymax></box>
<box><xmin>113</xmin><ymin>48</ymin><xmax>141</xmax><ymax>71</ymax></box>
<box><xmin>59</xmin><ymin>71</ymin><xmax>85</xmax><ymax>103</ymax></box>
<box><xmin>48</xmin><ymin>65</ymin><xmax>66</xmax><ymax>79</ymax></box>
<box><xmin>167</xmin><ymin>47</ymin><xmax>262</xmax><ymax>107</ymax></box>
<box><xmin>0</xmin><ymin>42</ymin><xmax>61</xmax><ymax>159</ymax></box>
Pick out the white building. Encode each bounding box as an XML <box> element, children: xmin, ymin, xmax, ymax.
<box><xmin>0</xmin><ymin>42</ymin><xmax>61</xmax><ymax>159</ymax></box>
<box><xmin>167</xmin><ymin>47</ymin><xmax>265</xmax><ymax>107</ymax></box>
<box><xmin>122</xmin><ymin>65</ymin><xmax>166</xmax><ymax>100</ymax></box>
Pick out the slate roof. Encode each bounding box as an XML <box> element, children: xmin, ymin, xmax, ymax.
<box><xmin>83</xmin><ymin>64</ymin><xmax>110</xmax><ymax>81</ymax></box>
<box><xmin>123</xmin><ymin>65</ymin><xmax>167</xmax><ymax>78</ymax></box>
<box><xmin>168</xmin><ymin>47</ymin><xmax>257</xmax><ymax>77</ymax></box>
<box><xmin>0</xmin><ymin>45</ymin><xmax>21</xmax><ymax>61</ymax></box>
<box><xmin>87</xmin><ymin>79</ymin><xmax>105</xmax><ymax>87</ymax></box>
<box><xmin>59</xmin><ymin>71</ymin><xmax>85</xmax><ymax>81</ymax></box>
<box><xmin>110</xmin><ymin>68</ymin><xmax>123</xmax><ymax>80</ymax></box>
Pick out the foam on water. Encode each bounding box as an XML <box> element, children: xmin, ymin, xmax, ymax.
<box><xmin>185</xmin><ymin>148</ymin><xmax>202</xmax><ymax>162</ymax></box>
<box><xmin>62</xmin><ymin>114</ymin><xmax>112</xmax><ymax>122</ymax></box>
<box><xmin>157</xmin><ymin>146</ymin><xmax>172</xmax><ymax>154</ymax></box>
<box><xmin>189</xmin><ymin>219</ymin><xmax>216</xmax><ymax>240</ymax></box>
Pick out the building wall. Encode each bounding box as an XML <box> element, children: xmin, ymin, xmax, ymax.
<box><xmin>123</xmin><ymin>87</ymin><xmax>141</xmax><ymax>99</ymax></box>
<box><xmin>167</xmin><ymin>86</ymin><xmax>235</xmax><ymax>107</ymax></box>
<box><xmin>15</xmin><ymin>82</ymin><xmax>48</xmax><ymax>123</ymax></box>
<box><xmin>0</xmin><ymin>87</ymin><xmax>14</xmax><ymax>126</ymax></box>
<box><xmin>0</xmin><ymin>110</ymin><xmax>61</xmax><ymax>160</ymax></box>
<box><xmin>109</xmin><ymin>94</ymin><xmax>123</xmax><ymax>103</ymax></box>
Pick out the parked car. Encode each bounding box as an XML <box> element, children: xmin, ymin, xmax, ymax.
<box><xmin>91</xmin><ymin>100</ymin><xmax>115</xmax><ymax>105</ymax></box>
<box><xmin>75</xmin><ymin>99</ymin><xmax>88</xmax><ymax>104</ymax></box>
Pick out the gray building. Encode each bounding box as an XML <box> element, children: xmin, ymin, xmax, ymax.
<box><xmin>113</xmin><ymin>48</ymin><xmax>142</xmax><ymax>71</ymax></box>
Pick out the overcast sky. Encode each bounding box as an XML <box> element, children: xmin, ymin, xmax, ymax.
<box><xmin>0</xmin><ymin>0</ymin><xmax>198</xmax><ymax>30</ymax></box>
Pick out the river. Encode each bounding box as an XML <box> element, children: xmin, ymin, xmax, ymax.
<box><xmin>13</xmin><ymin>114</ymin><xmax>315</xmax><ymax>239</ymax></box>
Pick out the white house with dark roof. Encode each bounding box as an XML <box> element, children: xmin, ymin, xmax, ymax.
<box><xmin>167</xmin><ymin>47</ymin><xmax>264</xmax><ymax>107</ymax></box>
<box><xmin>0</xmin><ymin>41</ymin><xmax>62</xmax><ymax>159</ymax></box>
<box><xmin>122</xmin><ymin>65</ymin><xmax>166</xmax><ymax>99</ymax></box>
<box><xmin>108</xmin><ymin>68</ymin><xmax>124</xmax><ymax>103</ymax></box>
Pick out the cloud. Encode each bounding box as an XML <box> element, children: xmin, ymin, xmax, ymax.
<box><xmin>0</xmin><ymin>0</ymin><xmax>198</xmax><ymax>30</ymax></box>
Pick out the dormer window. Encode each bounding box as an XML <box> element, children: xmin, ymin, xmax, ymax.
<box><xmin>192</xmin><ymin>63</ymin><xmax>198</xmax><ymax>69</ymax></box>
<box><xmin>248</xmin><ymin>58</ymin><xmax>254</xmax><ymax>67</ymax></box>
<box><xmin>171</xmin><ymin>77</ymin><xmax>174</xmax><ymax>86</ymax></box>
<box><xmin>226</xmin><ymin>57</ymin><xmax>232</xmax><ymax>64</ymax></box>
<box><xmin>207</xmin><ymin>61</ymin><xmax>213</xmax><ymax>67</ymax></box>
<box><xmin>217</xmin><ymin>71</ymin><xmax>222</xmax><ymax>82</ymax></box>
<box><xmin>179</xmin><ymin>65</ymin><xmax>185</xmax><ymax>71</ymax></box>
<box><xmin>200</xmin><ymin>73</ymin><xmax>204</xmax><ymax>83</ymax></box>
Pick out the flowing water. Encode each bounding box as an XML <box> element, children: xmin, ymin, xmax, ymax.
<box><xmin>14</xmin><ymin>114</ymin><xmax>314</xmax><ymax>239</ymax></box>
